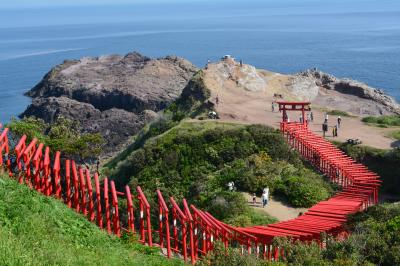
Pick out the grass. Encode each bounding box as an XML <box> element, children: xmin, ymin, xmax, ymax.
<box><xmin>0</xmin><ymin>174</ymin><xmax>183</xmax><ymax>266</ymax></box>
<box><xmin>388</xmin><ymin>130</ymin><xmax>400</xmax><ymax>140</ymax></box>
<box><xmin>362</xmin><ymin>115</ymin><xmax>400</xmax><ymax>127</ymax></box>
<box><xmin>326</xmin><ymin>109</ymin><xmax>353</xmax><ymax>117</ymax></box>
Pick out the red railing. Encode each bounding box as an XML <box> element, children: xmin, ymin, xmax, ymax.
<box><xmin>0</xmin><ymin>121</ymin><xmax>380</xmax><ymax>264</ymax></box>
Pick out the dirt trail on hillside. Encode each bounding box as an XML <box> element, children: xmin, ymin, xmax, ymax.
<box><xmin>204</xmin><ymin>62</ymin><xmax>398</xmax><ymax>150</ymax></box>
<box><xmin>242</xmin><ymin>193</ymin><xmax>308</xmax><ymax>221</ymax></box>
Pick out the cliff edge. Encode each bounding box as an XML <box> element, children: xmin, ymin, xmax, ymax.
<box><xmin>22</xmin><ymin>52</ymin><xmax>198</xmax><ymax>154</ymax></box>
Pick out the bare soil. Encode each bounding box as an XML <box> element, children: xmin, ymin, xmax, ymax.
<box><xmin>204</xmin><ymin>61</ymin><xmax>398</xmax><ymax>150</ymax></box>
<box><xmin>242</xmin><ymin>193</ymin><xmax>308</xmax><ymax>221</ymax></box>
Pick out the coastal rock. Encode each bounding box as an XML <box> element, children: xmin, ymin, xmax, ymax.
<box><xmin>299</xmin><ymin>69</ymin><xmax>400</xmax><ymax>114</ymax></box>
<box><xmin>22</xmin><ymin>52</ymin><xmax>198</xmax><ymax>154</ymax></box>
<box><xmin>286</xmin><ymin>75</ymin><xmax>319</xmax><ymax>101</ymax></box>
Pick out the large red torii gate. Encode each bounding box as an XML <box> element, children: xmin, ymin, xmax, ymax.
<box><xmin>276</xmin><ymin>101</ymin><xmax>311</xmax><ymax>124</ymax></box>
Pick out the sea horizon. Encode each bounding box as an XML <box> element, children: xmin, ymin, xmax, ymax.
<box><xmin>1</xmin><ymin>0</ymin><xmax>399</xmax><ymax>122</ymax></box>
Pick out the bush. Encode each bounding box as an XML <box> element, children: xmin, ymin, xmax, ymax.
<box><xmin>107</xmin><ymin>122</ymin><xmax>333</xmax><ymax>225</ymax></box>
<box><xmin>269</xmin><ymin>203</ymin><xmax>400</xmax><ymax>266</ymax></box>
<box><xmin>7</xmin><ymin>116</ymin><xmax>105</xmax><ymax>164</ymax></box>
<box><xmin>278</xmin><ymin>174</ymin><xmax>331</xmax><ymax>207</ymax></box>
<box><xmin>327</xmin><ymin>110</ymin><xmax>352</xmax><ymax>117</ymax></box>
<box><xmin>205</xmin><ymin>191</ymin><xmax>250</xmax><ymax>220</ymax></box>
<box><xmin>198</xmin><ymin>242</ymin><xmax>278</xmax><ymax>266</ymax></box>
<box><xmin>389</xmin><ymin>130</ymin><xmax>400</xmax><ymax>140</ymax></box>
<box><xmin>362</xmin><ymin>115</ymin><xmax>400</xmax><ymax>126</ymax></box>
<box><xmin>337</xmin><ymin>143</ymin><xmax>400</xmax><ymax>197</ymax></box>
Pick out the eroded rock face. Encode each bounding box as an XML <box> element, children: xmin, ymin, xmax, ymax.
<box><xmin>22</xmin><ymin>52</ymin><xmax>198</xmax><ymax>154</ymax></box>
<box><xmin>299</xmin><ymin>69</ymin><xmax>400</xmax><ymax>114</ymax></box>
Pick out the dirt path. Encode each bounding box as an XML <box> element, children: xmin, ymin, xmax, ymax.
<box><xmin>242</xmin><ymin>193</ymin><xmax>308</xmax><ymax>221</ymax></box>
<box><xmin>207</xmin><ymin>68</ymin><xmax>397</xmax><ymax>150</ymax></box>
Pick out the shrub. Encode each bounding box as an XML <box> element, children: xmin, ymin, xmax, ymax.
<box><xmin>7</xmin><ymin>116</ymin><xmax>105</xmax><ymax>165</ymax></box>
<box><xmin>327</xmin><ymin>110</ymin><xmax>352</xmax><ymax>117</ymax></box>
<box><xmin>389</xmin><ymin>130</ymin><xmax>400</xmax><ymax>140</ymax></box>
<box><xmin>278</xmin><ymin>174</ymin><xmax>331</xmax><ymax>207</ymax></box>
<box><xmin>362</xmin><ymin>115</ymin><xmax>400</xmax><ymax>126</ymax></box>
<box><xmin>107</xmin><ymin>122</ymin><xmax>333</xmax><ymax>226</ymax></box>
<box><xmin>198</xmin><ymin>242</ymin><xmax>278</xmax><ymax>266</ymax></box>
<box><xmin>337</xmin><ymin>143</ymin><xmax>400</xmax><ymax>197</ymax></box>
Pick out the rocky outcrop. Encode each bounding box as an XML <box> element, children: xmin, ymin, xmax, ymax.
<box><xmin>22</xmin><ymin>52</ymin><xmax>198</xmax><ymax>154</ymax></box>
<box><xmin>299</xmin><ymin>69</ymin><xmax>400</xmax><ymax>114</ymax></box>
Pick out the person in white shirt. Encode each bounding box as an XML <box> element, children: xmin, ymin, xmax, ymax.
<box><xmin>262</xmin><ymin>187</ymin><xmax>269</xmax><ymax>207</ymax></box>
<box><xmin>228</xmin><ymin>181</ymin><xmax>235</xmax><ymax>192</ymax></box>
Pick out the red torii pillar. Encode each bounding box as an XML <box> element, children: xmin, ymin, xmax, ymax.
<box><xmin>276</xmin><ymin>101</ymin><xmax>311</xmax><ymax>127</ymax></box>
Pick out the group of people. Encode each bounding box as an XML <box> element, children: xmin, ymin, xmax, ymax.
<box><xmin>322</xmin><ymin>114</ymin><xmax>342</xmax><ymax>138</ymax></box>
<box><xmin>227</xmin><ymin>181</ymin><xmax>270</xmax><ymax>207</ymax></box>
<box><xmin>299</xmin><ymin>112</ymin><xmax>314</xmax><ymax>124</ymax></box>
<box><xmin>252</xmin><ymin>187</ymin><xmax>270</xmax><ymax>208</ymax></box>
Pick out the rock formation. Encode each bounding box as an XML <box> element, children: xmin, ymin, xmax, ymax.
<box><xmin>299</xmin><ymin>69</ymin><xmax>400</xmax><ymax>115</ymax></box>
<box><xmin>22</xmin><ymin>52</ymin><xmax>198</xmax><ymax>154</ymax></box>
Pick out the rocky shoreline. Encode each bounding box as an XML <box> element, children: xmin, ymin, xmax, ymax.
<box><xmin>22</xmin><ymin>52</ymin><xmax>197</xmax><ymax>154</ymax></box>
<box><xmin>299</xmin><ymin>69</ymin><xmax>400</xmax><ymax>114</ymax></box>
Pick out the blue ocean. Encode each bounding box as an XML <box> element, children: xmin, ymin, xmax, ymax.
<box><xmin>0</xmin><ymin>0</ymin><xmax>399</xmax><ymax>123</ymax></box>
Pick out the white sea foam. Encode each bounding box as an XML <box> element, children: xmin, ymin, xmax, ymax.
<box><xmin>0</xmin><ymin>48</ymin><xmax>85</xmax><ymax>61</ymax></box>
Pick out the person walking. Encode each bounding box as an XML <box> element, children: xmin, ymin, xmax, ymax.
<box><xmin>262</xmin><ymin>187</ymin><xmax>269</xmax><ymax>207</ymax></box>
<box><xmin>299</xmin><ymin>114</ymin><xmax>303</xmax><ymax>124</ymax></box>
<box><xmin>322</xmin><ymin>121</ymin><xmax>328</xmax><ymax>137</ymax></box>
<box><xmin>310</xmin><ymin>111</ymin><xmax>314</xmax><ymax>122</ymax></box>
<box><xmin>332</xmin><ymin>125</ymin><xmax>338</xmax><ymax>137</ymax></box>
<box><xmin>252</xmin><ymin>193</ymin><xmax>257</xmax><ymax>205</ymax></box>
<box><xmin>325</xmin><ymin>113</ymin><xmax>329</xmax><ymax>122</ymax></box>
<box><xmin>337</xmin><ymin>116</ymin><xmax>342</xmax><ymax>128</ymax></box>
<box><xmin>271</xmin><ymin>101</ymin><xmax>275</xmax><ymax>112</ymax></box>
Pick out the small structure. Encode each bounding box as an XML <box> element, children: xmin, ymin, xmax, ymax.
<box><xmin>276</xmin><ymin>101</ymin><xmax>311</xmax><ymax>124</ymax></box>
<box><xmin>221</xmin><ymin>55</ymin><xmax>236</xmax><ymax>64</ymax></box>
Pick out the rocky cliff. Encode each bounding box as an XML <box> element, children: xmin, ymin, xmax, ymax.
<box><xmin>298</xmin><ymin>69</ymin><xmax>400</xmax><ymax>115</ymax></box>
<box><xmin>22</xmin><ymin>52</ymin><xmax>198</xmax><ymax>154</ymax></box>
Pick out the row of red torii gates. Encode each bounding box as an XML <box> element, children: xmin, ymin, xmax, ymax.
<box><xmin>0</xmin><ymin>102</ymin><xmax>380</xmax><ymax>264</ymax></box>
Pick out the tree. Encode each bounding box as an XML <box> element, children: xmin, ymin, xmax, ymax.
<box><xmin>7</xmin><ymin>116</ymin><xmax>105</xmax><ymax>168</ymax></box>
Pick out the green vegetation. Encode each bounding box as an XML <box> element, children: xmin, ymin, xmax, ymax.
<box><xmin>107</xmin><ymin>70</ymin><xmax>213</xmax><ymax>170</ymax></box>
<box><xmin>337</xmin><ymin>143</ymin><xmax>400</xmax><ymax>198</ymax></box>
<box><xmin>7</xmin><ymin>116</ymin><xmax>105</xmax><ymax>165</ymax></box>
<box><xmin>0</xmin><ymin>174</ymin><xmax>181</xmax><ymax>266</ymax></box>
<box><xmin>362</xmin><ymin>115</ymin><xmax>400</xmax><ymax>127</ymax></box>
<box><xmin>279</xmin><ymin>202</ymin><xmax>400</xmax><ymax>266</ymax></box>
<box><xmin>105</xmin><ymin>121</ymin><xmax>333</xmax><ymax>225</ymax></box>
<box><xmin>167</xmin><ymin>70</ymin><xmax>213</xmax><ymax>120</ymax></box>
<box><xmin>199</xmin><ymin>242</ymin><xmax>280</xmax><ymax>266</ymax></box>
<box><xmin>326</xmin><ymin>110</ymin><xmax>352</xmax><ymax>117</ymax></box>
<box><xmin>199</xmin><ymin>203</ymin><xmax>400</xmax><ymax>266</ymax></box>
<box><xmin>388</xmin><ymin>130</ymin><xmax>400</xmax><ymax>140</ymax></box>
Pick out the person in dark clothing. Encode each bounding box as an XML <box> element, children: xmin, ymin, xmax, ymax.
<box><xmin>337</xmin><ymin>116</ymin><xmax>342</xmax><ymax>128</ymax></box>
<box><xmin>322</xmin><ymin>122</ymin><xmax>328</xmax><ymax>137</ymax></box>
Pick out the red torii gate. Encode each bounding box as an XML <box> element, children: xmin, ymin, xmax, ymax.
<box><xmin>276</xmin><ymin>101</ymin><xmax>311</xmax><ymax>125</ymax></box>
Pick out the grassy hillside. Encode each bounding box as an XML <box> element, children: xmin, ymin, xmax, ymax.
<box><xmin>0</xmin><ymin>174</ymin><xmax>182</xmax><ymax>266</ymax></box>
<box><xmin>104</xmin><ymin>121</ymin><xmax>333</xmax><ymax>226</ymax></box>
